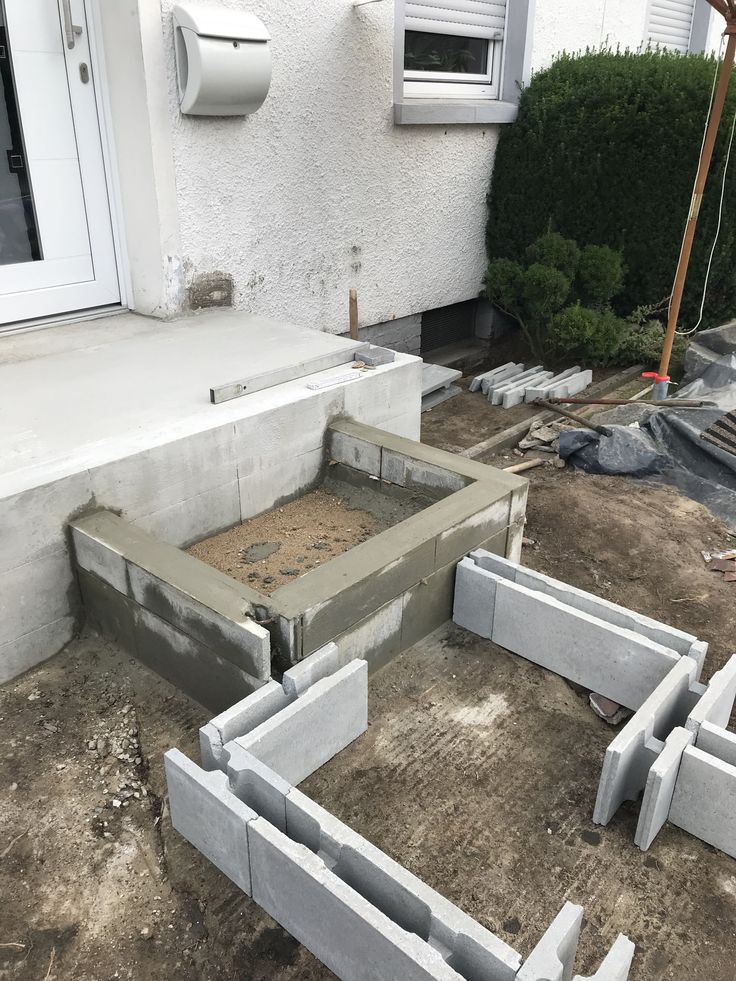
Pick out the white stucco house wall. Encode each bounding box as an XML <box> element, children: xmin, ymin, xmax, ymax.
<box><xmin>0</xmin><ymin>0</ymin><xmax>721</xmax><ymax>349</ymax></box>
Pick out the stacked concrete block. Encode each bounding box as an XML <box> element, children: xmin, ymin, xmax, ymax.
<box><xmin>668</xmin><ymin>746</ymin><xmax>736</xmax><ymax>857</ymax></box>
<box><xmin>469</xmin><ymin>362</ymin><xmax>524</xmax><ymax>393</ymax></box>
<box><xmin>489</xmin><ymin>368</ymin><xmax>549</xmax><ymax>405</ymax></box>
<box><xmin>525</xmin><ymin>370</ymin><xmax>593</xmax><ymax>403</ymax></box>
<box><xmin>684</xmin><ymin>655</ymin><xmax>736</xmax><ymax>735</ymax></box>
<box><xmin>453</xmin><ymin>548</ymin><xmax>736</xmax><ymax>859</ymax></box>
<box><xmin>517</xmin><ymin>902</ymin><xmax>634</xmax><ymax>981</ymax></box>
<box><xmin>468</xmin><ymin>364</ymin><xmax>593</xmax><ymax>407</ymax></box>
<box><xmin>467</xmin><ymin>550</ymin><xmax>704</xmax><ymax>663</ymax></box>
<box><xmin>71</xmin><ymin>510</ymin><xmax>271</xmax><ymax>711</ymax></box>
<box><xmin>634</xmin><ymin>727</ymin><xmax>694</xmax><ymax>850</ymax></box>
<box><xmin>167</xmin><ymin>663</ymin><xmax>635</xmax><ymax>981</ymax></box>
<box><xmin>593</xmin><ymin>656</ymin><xmax>702</xmax><ymax>825</ymax></box>
<box><xmin>199</xmin><ymin>655</ymin><xmax>368</xmax><ymax>785</ymax></box>
<box><xmin>454</xmin><ymin>556</ymin><xmax>681</xmax><ymax>710</ymax></box>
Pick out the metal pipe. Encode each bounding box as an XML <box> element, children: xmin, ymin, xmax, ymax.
<box><xmin>545</xmin><ymin>397</ymin><xmax>709</xmax><ymax>408</ymax></box>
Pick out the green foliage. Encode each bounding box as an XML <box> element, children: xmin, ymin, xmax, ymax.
<box><xmin>520</xmin><ymin>263</ymin><xmax>571</xmax><ymax>320</ymax></box>
<box><xmin>526</xmin><ymin>232</ymin><xmax>580</xmax><ymax>280</ymax></box>
<box><xmin>548</xmin><ymin>305</ymin><xmax>626</xmax><ymax>364</ymax></box>
<box><xmin>617</xmin><ymin>317</ymin><xmax>690</xmax><ymax>373</ymax></box>
<box><xmin>576</xmin><ymin>245</ymin><xmax>625</xmax><ymax>309</ymax></box>
<box><xmin>487</xmin><ymin>49</ymin><xmax>736</xmax><ymax>330</ymax></box>
<box><xmin>484</xmin><ymin>231</ymin><xmax>630</xmax><ymax>363</ymax></box>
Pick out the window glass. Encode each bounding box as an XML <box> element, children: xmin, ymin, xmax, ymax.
<box><xmin>404</xmin><ymin>30</ymin><xmax>489</xmax><ymax>75</ymax></box>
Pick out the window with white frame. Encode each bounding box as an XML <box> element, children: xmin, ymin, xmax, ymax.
<box><xmin>403</xmin><ymin>0</ymin><xmax>507</xmax><ymax>99</ymax></box>
<box><xmin>646</xmin><ymin>0</ymin><xmax>696</xmax><ymax>54</ymax></box>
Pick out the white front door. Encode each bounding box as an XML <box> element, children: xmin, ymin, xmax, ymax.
<box><xmin>0</xmin><ymin>0</ymin><xmax>120</xmax><ymax>328</ymax></box>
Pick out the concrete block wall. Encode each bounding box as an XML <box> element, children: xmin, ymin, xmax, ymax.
<box><xmin>357</xmin><ymin>314</ymin><xmax>422</xmax><ymax>357</ymax></box>
<box><xmin>1</xmin><ymin>356</ymin><xmax>421</xmax><ymax>684</ymax></box>
<box><xmin>71</xmin><ymin>511</ymin><xmax>272</xmax><ymax>712</ymax></box>
<box><xmin>452</xmin><ymin>549</ymin><xmax>736</xmax><ymax>859</ymax></box>
<box><xmin>453</xmin><ymin>554</ymin><xmax>684</xmax><ymax>711</ymax></box>
<box><xmin>166</xmin><ymin>648</ymin><xmax>635</xmax><ymax>980</ymax></box>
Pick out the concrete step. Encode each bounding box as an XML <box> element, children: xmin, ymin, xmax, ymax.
<box><xmin>421</xmin><ymin>362</ymin><xmax>462</xmax><ymax>397</ymax></box>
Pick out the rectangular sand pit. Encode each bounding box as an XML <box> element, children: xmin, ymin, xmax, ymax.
<box><xmin>70</xmin><ymin>420</ymin><xmax>528</xmax><ymax>711</ymax></box>
<box><xmin>186</xmin><ymin>473</ymin><xmax>436</xmax><ymax>593</ymax></box>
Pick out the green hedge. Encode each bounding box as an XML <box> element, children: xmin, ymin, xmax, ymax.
<box><xmin>486</xmin><ymin>50</ymin><xmax>736</xmax><ymax>329</ymax></box>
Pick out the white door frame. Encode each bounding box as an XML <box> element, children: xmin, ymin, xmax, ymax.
<box><xmin>0</xmin><ymin>0</ymin><xmax>128</xmax><ymax>333</ymax></box>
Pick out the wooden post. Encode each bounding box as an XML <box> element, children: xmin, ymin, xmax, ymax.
<box><xmin>658</xmin><ymin>18</ymin><xmax>736</xmax><ymax>386</ymax></box>
<box><xmin>349</xmin><ymin>289</ymin><xmax>359</xmax><ymax>340</ymax></box>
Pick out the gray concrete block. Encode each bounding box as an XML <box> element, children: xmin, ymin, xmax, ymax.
<box><xmin>382</xmin><ymin>449</ymin><xmax>469</xmax><ymax>494</ymax></box>
<box><xmin>327</xmin><ymin>429</ymin><xmax>382</xmax><ymax>477</ymax></box>
<box><xmin>248</xmin><ymin>815</ymin><xmax>468</xmax><ymax>981</ymax></box>
<box><xmin>502</xmin><ymin>372</ymin><xmax>554</xmax><ymax>408</ymax></box>
<box><xmin>283</xmin><ymin>789</ymin><xmax>522</xmax><ymax>980</ymax></box>
<box><xmin>517</xmin><ymin>901</ymin><xmax>583</xmax><ymax>981</ymax></box>
<box><xmin>200</xmin><ymin>680</ymin><xmax>292</xmax><ymax>768</ymax></box>
<box><xmin>686</xmin><ymin>654</ymin><xmax>736</xmax><ymax>735</ymax></box>
<box><xmin>72</xmin><ymin>521</ymin><xmax>129</xmax><ymax>594</ymax></box>
<box><xmin>696</xmin><ymin>720</ymin><xmax>736</xmax><ymax>767</ymax></box>
<box><xmin>283</xmin><ymin>642</ymin><xmax>341</xmax><ymax>696</ymax></box>
<box><xmin>164</xmin><ymin>748</ymin><xmax>256</xmax><ymax>896</ymax></box>
<box><xmin>524</xmin><ymin>367</ymin><xmax>582</xmax><ymax>402</ymax></box>
<box><xmin>470</xmin><ymin>362</ymin><xmax>522</xmax><ymax>393</ymax></box>
<box><xmin>687</xmin><ymin>639</ymin><xmax>709</xmax><ymax>675</ymax></box>
<box><xmin>453</xmin><ymin>558</ymin><xmax>499</xmax><ymax>639</ymax></box>
<box><xmin>506</xmin><ymin>520</ymin><xmax>524</xmax><ymax>564</ymax></box>
<box><xmin>435</xmin><ymin>496</ymin><xmax>511</xmax><ymax>570</ymax></box>
<box><xmin>328</xmin><ymin>596</ymin><xmax>404</xmax><ymax>672</ymax></box>
<box><xmin>487</xmin><ymin>366</ymin><xmax>545</xmax><ymax>402</ymax></box>
<box><xmin>134</xmin><ymin>606</ymin><xmax>265</xmax><ymax>713</ymax></box>
<box><xmin>593</xmin><ymin>656</ymin><xmax>700</xmax><ymax>825</ymax></box>
<box><xmin>225</xmin><ymin>743</ymin><xmax>291</xmax><ymax>832</ymax></box>
<box><xmin>669</xmin><ymin>746</ymin><xmax>736</xmax><ymax>858</ymax></box>
<box><xmin>634</xmin><ymin>727</ymin><xmax>694</xmax><ymax>851</ymax></box>
<box><xmin>127</xmin><ymin>563</ymin><xmax>271</xmax><ymax>679</ymax></box>
<box><xmin>234</xmin><ymin>660</ymin><xmax>368</xmax><ymax>784</ymax></box>
<box><xmin>572</xmin><ymin>935</ymin><xmax>635</xmax><ymax>980</ymax></box>
<box><xmin>79</xmin><ymin>568</ymin><xmax>138</xmax><ymax>654</ymax></box>
<box><xmin>546</xmin><ymin>370</ymin><xmax>593</xmax><ymax>399</ymax></box>
<box><xmin>401</xmin><ymin>558</ymin><xmax>457</xmax><ymax>651</ymax></box>
<box><xmin>492</xmin><ymin>578</ymin><xmax>680</xmax><ymax>710</ymax></box>
<box><xmin>469</xmin><ymin>549</ymin><xmax>697</xmax><ymax>657</ymax></box>
<box><xmin>358</xmin><ymin>346</ymin><xmax>395</xmax><ymax>366</ymax></box>
<box><xmin>422</xmin><ymin>364</ymin><xmax>462</xmax><ymax>397</ymax></box>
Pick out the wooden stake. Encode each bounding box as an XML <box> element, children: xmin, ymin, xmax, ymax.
<box><xmin>658</xmin><ymin>19</ymin><xmax>736</xmax><ymax>384</ymax></box>
<box><xmin>349</xmin><ymin>289</ymin><xmax>359</xmax><ymax>340</ymax></box>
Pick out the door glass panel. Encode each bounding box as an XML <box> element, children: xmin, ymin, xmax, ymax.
<box><xmin>0</xmin><ymin>1</ymin><xmax>42</xmax><ymax>266</ymax></box>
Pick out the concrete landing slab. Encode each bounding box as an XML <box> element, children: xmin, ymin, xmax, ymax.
<box><xmin>421</xmin><ymin>363</ymin><xmax>462</xmax><ymax>397</ymax></box>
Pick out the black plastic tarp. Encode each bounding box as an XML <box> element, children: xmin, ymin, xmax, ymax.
<box><xmin>558</xmin><ymin>351</ymin><xmax>736</xmax><ymax>531</ymax></box>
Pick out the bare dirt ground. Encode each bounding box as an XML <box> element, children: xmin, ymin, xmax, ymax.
<box><xmin>186</xmin><ymin>476</ymin><xmax>429</xmax><ymax>593</ymax></box>
<box><xmin>3</xmin><ymin>372</ymin><xmax>736</xmax><ymax>981</ymax></box>
<box><xmin>2</xmin><ymin>467</ymin><xmax>734</xmax><ymax>980</ymax></box>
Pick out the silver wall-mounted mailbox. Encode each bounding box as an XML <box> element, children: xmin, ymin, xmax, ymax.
<box><xmin>173</xmin><ymin>3</ymin><xmax>272</xmax><ymax>116</ymax></box>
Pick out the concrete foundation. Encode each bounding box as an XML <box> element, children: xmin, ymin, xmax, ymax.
<box><xmin>452</xmin><ymin>549</ymin><xmax>736</xmax><ymax>860</ymax></box>
<box><xmin>165</xmin><ymin>646</ymin><xmax>635</xmax><ymax>981</ymax></box>
<box><xmin>0</xmin><ymin>312</ymin><xmax>422</xmax><ymax>684</ymax></box>
<box><xmin>71</xmin><ymin>421</ymin><xmax>527</xmax><ymax>698</ymax></box>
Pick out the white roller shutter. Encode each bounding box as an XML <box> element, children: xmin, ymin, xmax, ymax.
<box><xmin>405</xmin><ymin>0</ymin><xmax>507</xmax><ymax>41</ymax></box>
<box><xmin>647</xmin><ymin>0</ymin><xmax>695</xmax><ymax>53</ymax></box>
